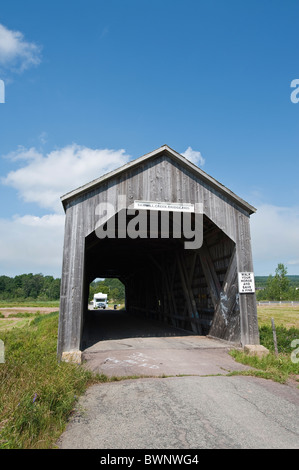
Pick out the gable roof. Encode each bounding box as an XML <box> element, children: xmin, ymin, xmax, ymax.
<box><xmin>60</xmin><ymin>144</ymin><xmax>256</xmax><ymax>214</ymax></box>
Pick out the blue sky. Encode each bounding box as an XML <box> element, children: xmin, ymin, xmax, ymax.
<box><xmin>0</xmin><ymin>0</ymin><xmax>298</xmax><ymax>277</ymax></box>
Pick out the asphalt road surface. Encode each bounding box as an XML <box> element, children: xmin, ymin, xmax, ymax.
<box><xmin>57</xmin><ymin>310</ymin><xmax>299</xmax><ymax>449</ymax></box>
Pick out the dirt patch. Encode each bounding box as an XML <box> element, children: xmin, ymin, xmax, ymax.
<box><xmin>0</xmin><ymin>307</ymin><xmax>59</xmax><ymax>318</ymax></box>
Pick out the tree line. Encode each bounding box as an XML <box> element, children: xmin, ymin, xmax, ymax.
<box><xmin>0</xmin><ymin>273</ymin><xmax>61</xmax><ymax>301</ymax></box>
<box><xmin>256</xmin><ymin>263</ymin><xmax>299</xmax><ymax>301</ymax></box>
<box><xmin>1</xmin><ymin>265</ymin><xmax>297</xmax><ymax>303</ymax></box>
<box><xmin>0</xmin><ymin>274</ymin><xmax>126</xmax><ymax>303</ymax></box>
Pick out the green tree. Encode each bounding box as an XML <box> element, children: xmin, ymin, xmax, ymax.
<box><xmin>265</xmin><ymin>263</ymin><xmax>290</xmax><ymax>300</ymax></box>
<box><xmin>0</xmin><ymin>273</ymin><xmax>61</xmax><ymax>300</ymax></box>
<box><xmin>88</xmin><ymin>278</ymin><xmax>125</xmax><ymax>303</ymax></box>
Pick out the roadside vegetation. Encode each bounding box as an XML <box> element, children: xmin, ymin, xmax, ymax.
<box><xmin>0</xmin><ymin>312</ymin><xmax>100</xmax><ymax>449</ymax></box>
<box><xmin>230</xmin><ymin>303</ymin><xmax>299</xmax><ymax>384</ymax></box>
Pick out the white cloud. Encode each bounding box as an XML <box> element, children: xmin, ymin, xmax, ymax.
<box><xmin>2</xmin><ymin>144</ymin><xmax>131</xmax><ymax>213</ymax></box>
<box><xmin>0</xmin><ymin>23</ymin><xmax>41</xmax><ymax>73</ymax></box>
<box><xmin>182</xmin><ymin>147</ymin><xmax>205</xmax><ymax>166</ymax></box>
<box><xmin>1</xmin><ymin>144</ymin><xmax>132</xmax><ymax>276</ymax></box>
<box><xmin>288</xmin><ymin>259</ymin><xmax>299</xmax><ymax>266</ymax></box>
<box><xmin>3</xmin><ymin>144</ymin><xmax>298</xmax><ymax>278</ymax></box>
<box><xmin>0</xmin><ymin>214</ymin><xmax>65</xmax><ymax>277</ymax></box>
<box><xmin>250</xmin><ymin>204</ymin><xmax>299</xmax><ymax>275</ymax></box>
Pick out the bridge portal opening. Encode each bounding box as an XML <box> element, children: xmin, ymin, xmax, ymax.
<box><xmin>80</xmin><ymin>210</ymin><xmax>237</xmax><ymax>351</ymax></box>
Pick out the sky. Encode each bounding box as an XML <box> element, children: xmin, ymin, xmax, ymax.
<box><xmin>0</xmin><ymin>0</ymin><xmax>298</xmax><ymax>278</ymax></box>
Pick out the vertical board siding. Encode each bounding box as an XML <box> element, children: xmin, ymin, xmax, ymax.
<box><xmin>58</xmin><ymin>153</ymin><xmax>258</xmax><ymax>356</ymax></box>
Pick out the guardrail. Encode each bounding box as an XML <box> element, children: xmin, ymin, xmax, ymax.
<box><xmin>257</xmin><ymin>301</ymin><xmax>299</xmax><ymax>306</ymax></box>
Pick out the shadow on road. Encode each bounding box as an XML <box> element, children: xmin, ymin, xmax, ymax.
<box><xmin>81</xmin><ymin>308</ymin><xmax>194</xmax><ymax>350</ymax></box>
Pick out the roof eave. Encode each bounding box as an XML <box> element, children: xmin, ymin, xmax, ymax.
<box><xmin>60</xmin><ymin>145</ymin><xmax>256</xmax><ymax>215</ymax></box>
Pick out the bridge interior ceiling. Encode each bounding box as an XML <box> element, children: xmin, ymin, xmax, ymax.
<box><xmin>84</xmin><ymin>212</ymin><xmax>236</xmax><ymax>337</ymax></box>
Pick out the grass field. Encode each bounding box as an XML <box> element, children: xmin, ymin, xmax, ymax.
<box><xmin>0</xmin><ymin>300</ymin><xmax>60</xmax><ymax>308</ymax></box>
<box><xmin>257</xmin><ymin>303</ymin><xmax>299</xmax><ymax>329</ymax></box>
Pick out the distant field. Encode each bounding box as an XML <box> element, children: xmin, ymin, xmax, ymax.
<box><xmin>0</xmin><ymin>306</ymin><xmax>59</xmax><ymax>331</ymax></box>
<box><xmin>257</xmin><ymin>304</ymin><xmax>299</xmax><ymax>329</ymax></box>
<box><xmin>0</xmin><ymin>301</ymin><xmax>298</xmax><ymax>331</ymax></box>
<box><xmin>0</xmin><ymin>300</ymin><xmax>60</xmax><ymax>308</ymax></box>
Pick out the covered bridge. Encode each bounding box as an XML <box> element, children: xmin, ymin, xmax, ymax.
<box><xmin>57</xmin><ymin>145</ymin><xmax>259</xmax><ymax>362</ymax></box>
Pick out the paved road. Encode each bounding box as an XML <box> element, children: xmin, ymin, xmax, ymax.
<box><xmin>57</xmin><ymin>310</ymin><xmax>299</xmax><ymax>449</ymax></box>
<box><xmin>57</xmin><ymin>376</ymin><xmax>299</xmax><ymax>449</ymax></box>
<box><xmin>81</xmin><ymin>309</ymin><xmax>251</xmax><ymax>377</ymax></box>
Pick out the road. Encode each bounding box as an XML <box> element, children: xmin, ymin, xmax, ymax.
<box><xmin>57</xmin><ymin>375</ymin><xmax>299</xmax><ymax>449</ymax></box>
<box><xmin>57</xmin><ymin>309</ymin><xmax>299</xmax><ymax>449</ymax></box>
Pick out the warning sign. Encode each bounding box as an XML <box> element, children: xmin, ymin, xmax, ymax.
<box><xmin>238</xmin><ymin>272</ymin><xmax>255</xmax><ymax>294</ymax></box>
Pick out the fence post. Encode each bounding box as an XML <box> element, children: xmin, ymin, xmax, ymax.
<box><xmin>0</xmin><ymin>339</ymin><xmax>4</xmax><ymax>363</ymax></box>
<box><xmin>271</xmin><ymin>318</ymin><xmax>278</xmax><ymax>356</ymax></box>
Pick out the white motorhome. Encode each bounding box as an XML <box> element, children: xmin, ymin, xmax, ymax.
<box><xmin>93</xmin><ymin>292</ymin><xmax>108</xmax><ymax>309</ymax></box>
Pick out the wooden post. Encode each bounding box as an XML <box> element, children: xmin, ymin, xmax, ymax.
<box><xmin>271</xmin><ymin>317</ymin><xmax>279</xmax><ymax>356</ymax></box>
<box><xmin>209</xmin><ymin>247</ymin><xmax>240</xmax><ymax>342</ymax></box>
<box><xmin>235</xmin><ymin>212</ymin><xmax>259</xmax><ymax>346</ymax></box>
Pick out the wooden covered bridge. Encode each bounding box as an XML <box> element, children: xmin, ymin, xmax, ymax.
<box><xmin>57</xmin><ymin>145</ymin><xmax>259</xmax><ymax>361</ymax></box>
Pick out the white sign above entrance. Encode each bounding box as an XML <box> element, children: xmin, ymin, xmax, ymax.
<box><xmin>238</xmin><ymin>272</ymin><xmax>255</xmax><ymax>293</ymax></box>
<box><xmin>134</xmin><ymin>200</ymin><xmax>195</xmax><ymax>213</ymax></box>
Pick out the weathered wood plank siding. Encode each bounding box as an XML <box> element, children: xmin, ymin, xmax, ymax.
<box><xmin>58</xmin><ymin>148</ymin><xmax>258</xmax><ymax>358</ymax></box>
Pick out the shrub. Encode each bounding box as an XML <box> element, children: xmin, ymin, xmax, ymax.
<box><xmin>259</xmin><ymin>325</ymin><xmax>299</xmax><ymax>354</ymax></box>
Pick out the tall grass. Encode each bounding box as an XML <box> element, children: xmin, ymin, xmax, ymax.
<box><xmin>230</xmin><ymin>324</ymin><xmax>299</xmax><ymax>384</ymax></box>
<box><xmin>0</xmin><ymin>312</ymin><xmax>97</xmax><ymax>449</ymax></box>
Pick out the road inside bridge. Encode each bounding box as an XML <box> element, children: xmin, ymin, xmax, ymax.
<box><xmin>81</xmin><ymin>309</ymin><xmax>250</xmax><ymax>377</ymax></box>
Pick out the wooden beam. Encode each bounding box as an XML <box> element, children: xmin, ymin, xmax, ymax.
<box><xmin>175</xmin><ymin>247</ymin><xmax>202</xmax><ymax>332</ymax></box>
<box><xmin>165</xmin><ymin>260</ymin><xmax>180</xmax><ymax>327</ymax></box>
<box><xmin>209</xmin><ymin>246</ymin><xmax>240</xmax><ymax>342</ymax></box>
<box><xmin>163</xmin><ymin>312</ymin><xmax>212</xmax><ymax>328</ymax></box>
<box><xmin>198</xmin><ymin>242</ymin><xmax>221</xmax><ymax>308</ymax></box>
<box><xmin>176</xmin><ymin>251</ymin><xmax>200</xmax><ymax>334</ymax></box>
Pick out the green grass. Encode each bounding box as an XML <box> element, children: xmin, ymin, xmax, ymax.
<box><xmin>230</xmin><ymin>305</ymin><xmax>299</xmax><ymax>385</ymax></box>
<box><xmin>7</xmin><ymin>311</ymin><xmax>42</xmax><ymax>318</ymax></box>
<box><xmin>0</xmin><ymin>312</ymin><xmax>100</xmax><ymax>449</ymax></box>
<box><xmin>257</xmin><ymin>304</ymin><xmax>299</xmax><ymax>329</ymax></box>
<box><xmin>0</xmin><ymin>312</ymin><xmax>44</xmax><ymax>332</ymax></box>
<box><xmin>0</xmin><ymin>300</ymin><xmax>60</xmax><ymax>308</ymax></box>
<box><xmin>0</xmin><ymin>317</ymin><xmax>33</xmax><ymax>332</ymax></box>
<box><xmin>229</xmin><ymin>349</ymin><xmax>298</xmax><ymax>384</ymax></box>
